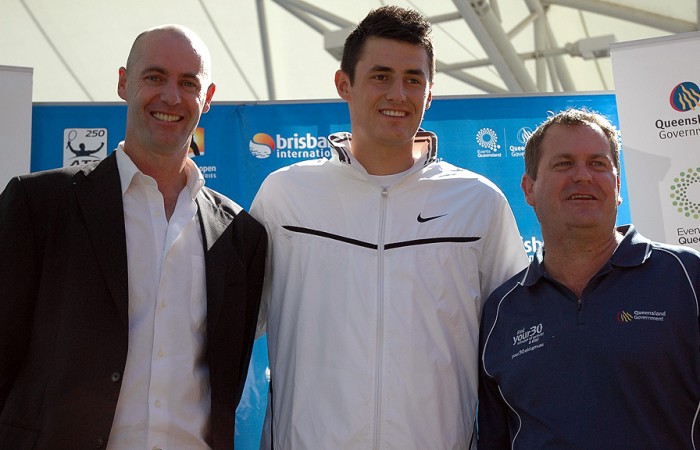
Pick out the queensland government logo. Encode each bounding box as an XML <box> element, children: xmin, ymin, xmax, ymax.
<box><xmin>655</xmin><ymin>81</ymin><xmax>700</xmax><ymax>140</ymax></box>
<box><xmin>657</xmin><ymin>82</ymin><xmax>700</xmax><ymax>220</ymax></box>
<box><xmin>616</xmin><ymin>310</ymin><xmax>666</xmax><ymax>323</ymax></box>
<box><xmin>670</xmin><ymin>82</ymin><xmax>700</xmax><ymax>112</ymax></box>
<box><xmin>518</xmin><ymin>127</ymin><xmax>534</xmax><ymax>144</ymax></box>
<box><xmin>508</xmin><ymin>126</ymin><xmax>533</xmax><ymax>157</ymax></box>
<box><xmin>249</xmin><ymin>132</ymin><xmax>331</xmax><ymax>160</ymax></box>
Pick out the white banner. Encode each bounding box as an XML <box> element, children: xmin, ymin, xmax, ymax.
<box><xmin>611</xmin><ymin>32</ymin><xmax>700</xmax><ymax>249</ymax></box>
<box><xmin>0</xmin><ymin>65</ymin><xmax>33</xmax><ymax>189</ymax></box>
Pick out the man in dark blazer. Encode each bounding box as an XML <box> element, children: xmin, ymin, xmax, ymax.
<box><xmin>0</xmin><ymin>25</ymin><xmax>266</xmax><ymax>450</ymax></box>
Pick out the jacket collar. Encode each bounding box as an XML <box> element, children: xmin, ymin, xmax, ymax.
<box><xmin>328</xmin><ymin>129</ymin><xmax>438</xmax><ymax>171</ymax></box>
<box><xmin>72</xmin><ymin>152</ymin><xmax>130</xmax><ymax>329</ymax></box>
<box><xmin>196</xmin><ymin>188</ymin><xmax>242</xmax><ymax>338</ymax></box>
<box><xmin>72</xmin><ymin>151</ymin><xmax>236</xmax><ymax>333</ymax></box>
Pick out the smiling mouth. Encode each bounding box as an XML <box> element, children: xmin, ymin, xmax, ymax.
<box><xmin>569</xmin><ymin>194</ymin><xmax>595</xmax><ymax>200</ymax></box>
<box><xmin>152</xmin><ymin>112</ymin><xmax>182</xmax><ymax>122</ymax></box>
<box><xmin>381</xmin><ymin>109</ymin><xmax>407</xmax><ymax>118</ymax></box>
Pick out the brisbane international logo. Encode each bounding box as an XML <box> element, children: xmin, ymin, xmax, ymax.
<box><xmin>249</xmin><ymin>133</ymin><xmax>275</xmax><ymax>159</ymax></box>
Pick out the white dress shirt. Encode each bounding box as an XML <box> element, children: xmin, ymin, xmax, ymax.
<box><xmin>107</xmin><ymin>144</ymin><xmax>211</xmax><ymax>450</ymax></box>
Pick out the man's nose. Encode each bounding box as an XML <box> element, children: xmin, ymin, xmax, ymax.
<box><xmin>386</xmin><ymin>80</ymin><xmax>406</xmax><ymax>101</ymax></box>
<box><xmin>161</xmin><ymin>80</ymin><xmax>181</xmax><ymax>105</ymax></box>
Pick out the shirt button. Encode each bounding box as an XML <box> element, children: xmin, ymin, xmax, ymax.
<box><xmin>155</xmin><ymin>400</ymin><xmax>162</xmax><ymax>407</ymax></box>
<box><xmin>111</xmin><ymin>372</ymin><xmax>121</xmax><ymax>382</ymax></box>
<box><xmin>93</xmin><ymin>437</ymin><xmax>105</xmax><ymax>448</ymax></box>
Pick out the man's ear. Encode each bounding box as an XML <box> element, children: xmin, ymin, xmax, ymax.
<box><xmin>425</xmin><ymin>82</ymin><xmax>433</xmax><ymax>110</ymax></box>
<box><xmin>202</xmin><ymin>82</ymin><xmax>216</xmax><ymax>113</ymax></box>
<box><xmin>335</xmin><ymin>70</ymin><xmax>351</xmax><ymax>101</ymax></box>
<box><xmin>522</xmin><ymin>173</ymin><xmax>536</xmax><ymax>207</ymax></box>
<box><xmin>117</xmin><ymin>67</ymin><xmax>128</xmax><ymax>101</ymax></box>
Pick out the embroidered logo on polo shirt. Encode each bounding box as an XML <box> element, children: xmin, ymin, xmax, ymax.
<box><xmin>512</xmin><ymin>323</ymin><xmax>544</xmax><ymax>346</ymax></box>
<box><xmin>511</xmin><ymin>323</ymin><xmax>545</xmax><ymax>360</ymax></box>
<box><xmin>616</xmin><ymin>310</ymin><xmax>666</xmax><ymax>323</ymax></box>
<box><xmin>616</xmin><ymin>310</ymin><xmax>633</xmax><ymax>323</ymax></box>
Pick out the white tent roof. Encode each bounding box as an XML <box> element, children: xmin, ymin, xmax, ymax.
<box><xmin>2</xmin><ymin>0</ymin><xmax>697</xmax><ymax>102</ymax></box>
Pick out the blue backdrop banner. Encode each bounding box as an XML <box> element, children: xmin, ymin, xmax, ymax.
<box><xmin>31</xmin><ymin>92</ymin><xmax>629</xmax><ymax>449</ymax></box>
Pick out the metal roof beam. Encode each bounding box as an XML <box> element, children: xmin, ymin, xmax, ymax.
<box><xmin>437</xmin><ymin>60</ymin><xmax>509</xmax><ymax>93</ymax></box>
<box><xmin>544</xmin><ymin>0</ymin><xmax>697</xmax><ymax>33</ymax></box>
<box><xmin>257</xmin><ymin>0</ymin><xmax>275</xmax><ymax>100</ymax></box>
<box><xmin>272</xmin><ymin>0</ymin><xmax>354</xmax><ymax>29</ymax></box>
<box><xmin>452</xmin><ymin>0</ymin><xmax>538</xmax><ymax>92</ymax></box>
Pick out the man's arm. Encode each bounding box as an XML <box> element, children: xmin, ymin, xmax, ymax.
<box><xmin>249</xmin><ymin>183</ymin><xmax>271</xmax><ymax>339</ymax></box>
<box><xmin>477</xmin><ymin>297</ymin><xmax>513</xmax><ymax>450</ymax></box>
<box><xmin>479</xmin><ymin>191</ymin><xmax>528</xmax><ymax>306</ymax></box>
<box><xmin>0</xmin><ymin>177</ymin><xmax>40</xmax><ymax>409</ymax></box>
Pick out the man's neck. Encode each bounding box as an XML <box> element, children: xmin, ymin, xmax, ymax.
<box><xmin>349</xmin><ymin>138</ymin><xmax>415</xmax><ymax>175</ymax></box>
<box><xmin>123</xmin><ymin>144</ymin><xmax>189</xmax><ymax>220</ymax></box>
<box><xmin>542</xmin><ymin>228</ymin><xmax>622</xmax><ymax>297</ymax></box>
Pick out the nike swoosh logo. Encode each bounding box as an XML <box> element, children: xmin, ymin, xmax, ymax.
<box><xmin>417</xmin><ymin>213</ymin><xmax>447</xmax><ymax>223</ymax></box>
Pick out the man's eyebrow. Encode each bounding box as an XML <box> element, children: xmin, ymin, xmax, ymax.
<box><xmin>549</xmin><ymin>152</ymin><xmax>611</xmax><ymax>160</ymax></box>
<box><xmin>139</xmin><ymin>65</ymin><xmax>201</xmax><ymax>80</ymax></box>
<box><xmin>140</xmin><ymin>65</ymin><xmax>167</xmax><ymax>75</ymax></box>
<box><xmin>369</xmin><ymin>65</ymin><xmax>393</xmax><ymax>73</ymax></box>
<box><xmin>405</xmin><ymin>68</ymin><xmax>427</xmax><ymax>77</ymax></box>
<box><xmin>369</xmin><ymin>65</ymin><xmax>427</xmax><ymax>77</ymax></box>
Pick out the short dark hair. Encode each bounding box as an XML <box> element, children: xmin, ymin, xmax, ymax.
<box><xmin>340</xmin><ymin>5</ymin><xmax>435</xmax><ymax>84</ymax></box>
<box><xmin>524</xmin><ymin>108</ymin><xmax>620</xmax><ymax>180</ymax></box>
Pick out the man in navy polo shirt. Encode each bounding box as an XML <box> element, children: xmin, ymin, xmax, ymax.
<box><xmin>478</xmin><ymin>108</ymin><xmax>700</xmax><ymax>449</ymax></box>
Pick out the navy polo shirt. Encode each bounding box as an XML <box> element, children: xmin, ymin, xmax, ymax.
<box><xmin>478</xmin><ymin>225</ymin><xmax>700</xmax><ymax>450</ymax></box>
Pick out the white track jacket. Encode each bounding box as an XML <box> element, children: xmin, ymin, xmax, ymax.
<box><xmin>251</xmin><ymin>130</ymin><xmax>528</xmax><ymax>450</ymax></box>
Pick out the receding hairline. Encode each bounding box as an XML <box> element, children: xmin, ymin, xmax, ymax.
<box><xmin>524</xmin><ymin>108</ymin><xmax>620</xmax><ymax>180</ymax></box>
<box><xmin>125</xmin><ymin>24</ymin><xmax>212</xmax><ymax>79</ymax></box>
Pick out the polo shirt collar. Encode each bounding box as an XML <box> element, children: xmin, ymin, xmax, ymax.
<box><xmin>521</xmin><ymin>224</ymin><xmax>652</xmax><ymax>287</ymax></box>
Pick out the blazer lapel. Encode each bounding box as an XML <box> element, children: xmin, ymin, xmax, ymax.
<box><xmin>72</xmin><ymin>153</ymin><xmax>129</xmax><ymax>329</ymax></box>
<box><xmin>196</xmin><ymin>191</ymin><xmax>236</xmax><ymax>339</ymax></box>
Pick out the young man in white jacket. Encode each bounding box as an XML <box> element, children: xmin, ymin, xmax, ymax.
<box><xmin>251</xmin><ymin>6</ymin><xmax>528</xmax><ymax>449</ymax></box>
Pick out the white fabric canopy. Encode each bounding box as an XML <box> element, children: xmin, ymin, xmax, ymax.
<box><xmin>1</xmin><ymin>0</ymin><xmax>696</xmax><ymax>102</ymax></box>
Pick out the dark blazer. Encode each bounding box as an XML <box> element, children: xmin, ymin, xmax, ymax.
<box><xmin>0</xmin><ymin>152</ymin><xmax>267</xmax><ymax>449</ymax></box>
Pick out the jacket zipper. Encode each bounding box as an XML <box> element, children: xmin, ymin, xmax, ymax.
<box><xmin>373</xmin><ymin>186</ymin><xmax>389</xmax><ymax>449</ymax></box>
